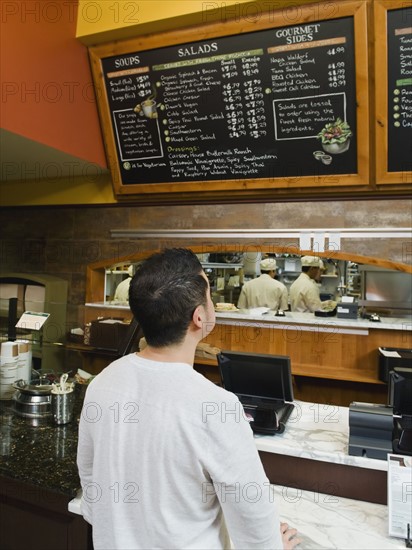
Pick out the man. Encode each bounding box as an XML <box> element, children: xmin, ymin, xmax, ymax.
<box><xmin>237</xmin><ymin>257</ymin><xmax>288</xmax><ymax>311</ymax></box>
<box><xmin>77</xmin><ymin>248</ymin><xmax>300</xmax><ymax>550</ymax></box>
<box><xmin>113</xmin><ymin>264</ymin><xmax>134</xmax><ymax>302</ymax></box>
<box><xmin>289</xmin><ymin>255</ymin><xmax>329</xmax><ymax>312</ymax></box>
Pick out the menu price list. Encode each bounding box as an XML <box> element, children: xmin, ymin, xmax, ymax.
<box><xmin>387</xmin><ymin>7</ymin><xmax>412</xmax><ymax>174</ymax></box>
<box><xmin>102</xmin><ymin>16</ymin><xmax>358</xmax><ymax>186</ymax></box>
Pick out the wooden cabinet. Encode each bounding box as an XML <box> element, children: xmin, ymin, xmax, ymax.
<box><xmin>199</xmin><ymin>317</ymin><xmax>412</xmax><ymax>405</ymax></box>
<box><xmin>0</xmin><ymin>476</ymin><xmax>92</xmax><ymax>550</ymax></box>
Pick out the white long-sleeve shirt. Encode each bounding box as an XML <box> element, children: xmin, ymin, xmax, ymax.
<box><xmin>289</xmin><ymin>272</ymin><xmax>322</xmax><ymax>312</ymax></box>
<box><xmin>237</xmin><ymin>274</ymin><xmax>288</xmax><ymax>311</ymax></box>
<box><xmin>77</xmin><ymin>354</ymin><xmax>283</xmax><ymax>550</ymax></box>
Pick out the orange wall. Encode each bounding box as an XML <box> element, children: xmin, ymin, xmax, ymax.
<box><xmin>1</xmin><ymin>0</ymin><xmax>106</xmax><ymax>167</ymax></box>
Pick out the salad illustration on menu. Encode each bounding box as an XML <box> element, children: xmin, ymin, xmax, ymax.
<box><xmin>313</xmin><ymin>118</ymin><xmax>353</xmax><ymax>165</ymax></box>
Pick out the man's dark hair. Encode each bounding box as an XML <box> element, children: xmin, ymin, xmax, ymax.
<box><xmin>129</xmin><ymin>248</ymin><xmax>209</xmax><ymax>347</ymax></box>
<box><xmin>302</xmin><ymin>266</ymin><xmax>311</xmax><ymax>273</ymax></box>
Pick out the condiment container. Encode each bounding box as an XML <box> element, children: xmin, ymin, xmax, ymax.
<box><xmin>51</xmin><ymin>389</ymin><xmax>75</xmax><ymax>425</ymax></box>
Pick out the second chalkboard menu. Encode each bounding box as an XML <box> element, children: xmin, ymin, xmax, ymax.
<box><xmin>90</xmin><ymin>1</ymin><xmax>369</xmax><ymax>201</ymax></box>
<box><xmin>376</xmin><ymin>1</ymin><xmax>412</xmax><ymax>184</ymax></box>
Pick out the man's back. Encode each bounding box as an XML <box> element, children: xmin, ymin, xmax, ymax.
<box><xmin>78</xmin><ymin>353</ymin><xmax>280</xmax><ymax>549</ymax></box>
<box><xmin>289</xmin><ymin>273</ymin><xmax>321</xmax><ymax>312</ymax></box>
<box><xmin>238</xmin><ymin>274</ymin><xmax>288</xmax><ymax>310</ymax></box>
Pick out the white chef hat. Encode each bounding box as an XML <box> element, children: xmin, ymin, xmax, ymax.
<box><xmin>301</xmin><ymin>256</ymin><xmax>322</xmax><ymax>267</ymax></box>
<box><xmin>260</xmin><ymin>258</ymin><xmax>277</xmax><ymax>271</ymax></box>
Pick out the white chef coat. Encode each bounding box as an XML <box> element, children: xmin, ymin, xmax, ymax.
<box><xmin>237</xmin><ymin>274</ymin><xmax>288</xmax><ymax>310</ymax></box>
<box><xmin>113</xmin><ymin>277</ymin><xmax>131</xmax><ymax>302</ymax></box>
<box><xmin>77</xmin><ymin>354</ymin><xmax>283</xmax><ymax>550</ymax></box>
<box><xmin>289</xmin><ymin>272</ymin><xmax>322</xmax><ymax>312</ymax></box>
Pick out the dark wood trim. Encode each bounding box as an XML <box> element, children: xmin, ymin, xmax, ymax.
<box><xmin>259</xmin><ymin>451</ymin><xmax>387</xmax><ymax>504</ymax></box>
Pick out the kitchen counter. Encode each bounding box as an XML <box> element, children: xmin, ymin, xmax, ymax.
<box><xmin>86</xmin><ymin>303</ymin><xmax>412</xmax><ymax>332</ymax></box>
<box><xmin>81</xmin><ymin>306</ymin><xmax>412</xmax><ymax>405</ymax></box>
<box><xmin>0</xmin><ymin>402</ymin><xmax>80</xmax><ymax>498</ymax></box>
<box><xmin>215</xmin><ymin>310</ymin><xmax>412</xmax><ymax>332</ymax></box>
<box><xmin>199</xmin><ymin>310</ymin><xmax>412</xmax><ymax>405</ymax></box>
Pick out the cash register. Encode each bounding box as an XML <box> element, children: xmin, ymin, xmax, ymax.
<box><xmin>389</xmin><ymin>367</ymin><xmax>412</xmax><ymax>456</ymax></box>
<box><xmin>349</xmin><ymin>366</ymin><xmax>412</xmax><ymax>459</ymax></box>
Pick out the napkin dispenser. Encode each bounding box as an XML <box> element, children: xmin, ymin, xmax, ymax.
<box><xmin>348</xmin><ymin>402</ymin><xmax>393</xmax><ymax>460</ymax></box>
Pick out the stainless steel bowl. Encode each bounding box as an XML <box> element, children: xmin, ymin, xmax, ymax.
<box><xmin>13</xmin><ymin>379</ymin><xmax>52</xmax><ymax>396</ymax></box>
<box><xmin>12</xmin><ymin>389</ymin><xmax>52</xmax><ymax>418</ymax></box>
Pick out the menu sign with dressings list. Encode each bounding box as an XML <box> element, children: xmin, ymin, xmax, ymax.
<box><xmin>89</xmin><ymin>1</ymin><xmax>369</xmax><ymax>201</ymax></box>
<box><xmin>387</xmin><ymin>7</ymin><xmax>412</xmax><ymax>174</ymax></box>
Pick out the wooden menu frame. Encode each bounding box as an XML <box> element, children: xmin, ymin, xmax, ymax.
<box><xmin>89</xmin><ymin>1</ymin><xmax>370</xmax><ymax>203</ymax></box>
<box><xmin>375</xmin><ymin>0</ymin><xmax>412</xmax><ymax>185</ymax></box>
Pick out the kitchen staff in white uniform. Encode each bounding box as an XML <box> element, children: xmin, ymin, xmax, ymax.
<box><xmin>237</xmin><ymin>257</ymin><xmax>288</xmax><ymax>311</ymax></box>
<box><xmin>114</xmin><ymin>265</ymin><xmax>134</xmax><ymax>302</ymax></box>
<box><xmin>289</xmin><ymin>256</ymin><xmax>331</xmax><ymax>312</ymax></box>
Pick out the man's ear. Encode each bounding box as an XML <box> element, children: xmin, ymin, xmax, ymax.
<box><xmin>192</xmin><ymin>305</ymin><xmax>204</xmax><ymax>329</ymax></box>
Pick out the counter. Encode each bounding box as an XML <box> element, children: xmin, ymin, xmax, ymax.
<box><xmin>198</xmin><ymin>311</ymin><xmax>412</xmax><ymax>405</ymax></box>
<box><xmin>67</xmin><ymin>484</ymin><xmax>405</xmax><ymax>550</ymax></box>
<box><xmin>274</xmin><ymin>485</ymin><xmax>404</xmax><ymax>549</ymax></box>
<box><xmin>80</xmin><ymin>306</ymin><xmax>412</xmax><ymax>405</ymax></box>
<box><xmin>214</xmin><ymin>310</ymin><xmax>412</xmax><ymax>332</ymax></box>
<box><xmin>0</xmin><ymin>402</ymin><xmax>90</xmax><ymax>550</ymax></box>
<box><xmin>0</xmin><ymin>399</ymin><xmax>404</xmax><ymax>550</ymax></box>
<box><xmin>85</xmin><ymin>303</ymin><xmax>412</xmax><ymax>333</ymax></box>
<box><xmin>255</xmin><ymin>401</ymin><xmax>388</xmax><ymax>505</ymax></box>
<box><xmin>0</xmin><ymin>403</ymin><xmax>79</xmax><ymax>497</ymax></box>
<box><xmin>256</xmin><ymin>401</ymin><xmax>386</xmax><ymax>471</ymax></box>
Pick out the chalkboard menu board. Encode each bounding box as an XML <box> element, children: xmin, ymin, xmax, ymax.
<box><xmin>375</xmin><ymin>1</ymin><xmax>412</xmax><ymax>185</ymax></box>
<box><xmin>90</xmin><ymin>2</ymin><xmax>369</xmax><ymax>200</ymax></box>
<box><xmin>387</xmin><ymin>7</ymin><xmax>412</xmax><ymax>173</ymax></box>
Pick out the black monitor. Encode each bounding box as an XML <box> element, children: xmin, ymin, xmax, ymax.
<box><xmin>217</xmin><ymin>351</ymin><xmax>294</xmax><ymax>403</ymax></box>
<box><xmin>389</xmin><ymin>367</ymin><xmax>412</xmax><ymax>417</ymax></box>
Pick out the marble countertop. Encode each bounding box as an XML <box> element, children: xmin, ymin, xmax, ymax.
<box><xmin>85</xmin><ymin>302</ymin><xmax>411</xmax><ymax>332</ymax></box>
<box><xmin>0</xmin><ymin>402</ymin><xmax>80</xmax><ymax>499</ymax></box>
<box><xmin>255</xmin><ymin>401</ymin><xmax>387</xmax><ymax>471</ymax></box>
<box><xmin>215</xmin><ymin>310</ymin><xmax>412</xmax><ymax>332</ymax></box>
<box><xmin>68</xmin><ymin>485</ymin><xmax>404</xmax><ymax>549</ymax></box>
<box><xmin>273</xmin><ymin>485</ymin><xmax>404</xmax><ymax>549</ymax></box>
